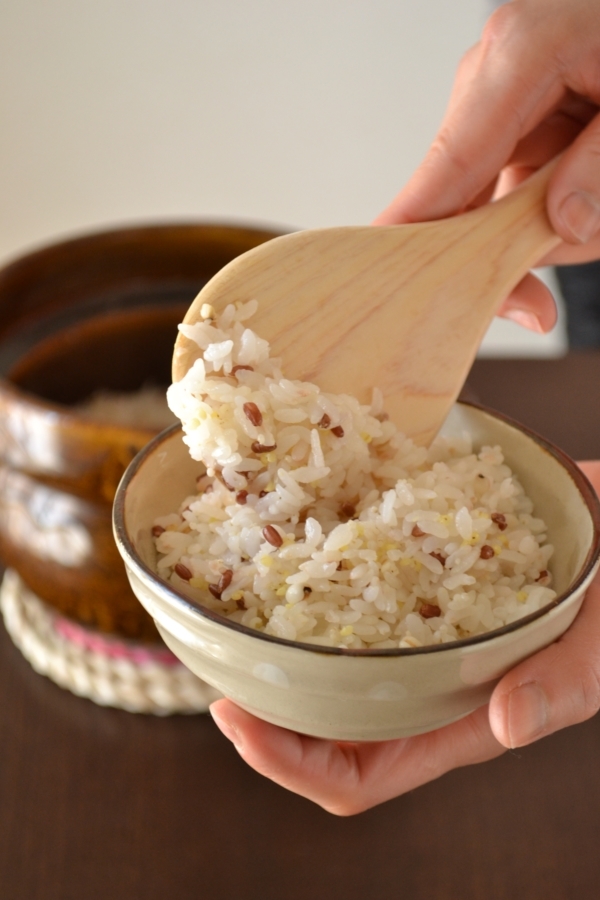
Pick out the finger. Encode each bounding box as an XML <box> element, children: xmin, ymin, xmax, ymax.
<box><xmin>538</xmin><ymin>229</ymin><xmax>600</xmax><ymax>267</ymax></box>
<box><xmin>578</xmin><ymin>459</ymin><xmax>600</xmax><ymax>493</ymax></box>
<box><xmin>489</xmin><ymin>573</ymin><xmax>600</xmax><ymax>749</ymax></box>
<box><xmin>469</xmin><ymin>99</ymin><xmax>596</xmax><ymax>205</ymax></box>
<box><xmin>210</xmin><ymin>699</ymin><xmax>504</xmax><ymax>815</ymax></box>
<box><xmin>463</xmin><ymin>177</ymin><xmax>499</xmax><ymax>212</ymax></box>
<box><xmin>374</xmin><ymin>6</ymin><xmax>565</xmax><ymax>226</ymax></box>
<box><xmin>503</xmin><ymin>100</ymin><xmax>597</xmax><ymax>183</ymax></box>
<box><xmin>548</xmin><ymin>111</ymin><xmax>600</xmax><ymax>244</ymax></box>
<box><xmin>424</xmin><ymin>102</ymin><xmax>600</xmax><ymax>267</ymax></box>
<box><xmin>499</xmin><ymin>272</ymin><xmax>557</xmax><ymax>333</ymax></box>
<box><xmin>378</xmin><ymin>96</ymin><xmax>595</xmax><ymax>227</ymax></box>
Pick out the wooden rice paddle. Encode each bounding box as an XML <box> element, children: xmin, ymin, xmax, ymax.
<box><xmin>173</xmin><ymin>162</ymin><xmax>561</xmax><ymax>445</ymax></box>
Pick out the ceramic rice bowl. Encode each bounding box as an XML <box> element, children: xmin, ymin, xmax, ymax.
<box><xmin>113</xmin><ymin>402</ymin><xmax>600</xmax><ymax>741</ymax></box>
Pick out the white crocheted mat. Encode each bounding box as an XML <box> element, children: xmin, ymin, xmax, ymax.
<box><xmin>0</xmin><ymin>569</ymin><xmax>221</xmax><ymax>715</ymax></box>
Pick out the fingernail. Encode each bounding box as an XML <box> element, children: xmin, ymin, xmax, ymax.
<box><xmin>506</xmin><ymin>682</ymin><xmax>549</xmax><ymax>748</ymax></box>
<box><xmin>503</xmin><ymin>308</ymin><xmax>544</xmax><ymax>333</ymax></box>
<box><xmin>558</xmin><ymin>191</ymin><xmax>600</xmax><ymax>243</ymax></box>
<box><xmin>210</xmin><ymin>706</ymin><xmax>244</xmax><ymax>751</ymax></box>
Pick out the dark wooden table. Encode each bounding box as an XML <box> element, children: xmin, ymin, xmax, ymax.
<box><xmin>2</xmin><ymin>353</ymin><xmax>600</xmax><ymax>900</ymax></box>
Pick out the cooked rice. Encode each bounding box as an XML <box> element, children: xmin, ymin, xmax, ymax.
<box><xmin>76</xmin><ymin>385</ymin><xmax>176</xmax><ymax>430</ymax></box>
<box><xmin>155</xmin><ymin>300</ymin><xmax>555</xmax><ymax>650</ymax></box>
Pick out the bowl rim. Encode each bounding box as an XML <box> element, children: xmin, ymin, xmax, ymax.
<box><xmin>0</xmin><ymin>220</ymin><xmax>289</xmax><ymax>434</ymax></box>
<box><xmin>0</xmin><ymin>305</ymin><xmax>186</xmax><ymax>441</ymax></box>
<box><xmin>113</xmin><ymin>401</ymin><xmax>600</xmax><ymax>657</ymax></box>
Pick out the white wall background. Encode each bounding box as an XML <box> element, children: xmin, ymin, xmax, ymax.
<box><xmin>0</xmin><ymin>0</ymin><xmax>565</xmax><ymax>355</ymax></box>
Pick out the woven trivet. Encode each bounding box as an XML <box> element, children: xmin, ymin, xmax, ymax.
<box><xmin>0</xmin><ymin>569</ymin><xmax>221</xmax><ymax>715</ymax></box>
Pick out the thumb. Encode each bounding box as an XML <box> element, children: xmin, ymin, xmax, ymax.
<box><xmin>548</xmin><ymin>113</ymin><xmax>600</xmax><ymax>244</ymax></box>
<box><xmin>489</xmin><ymin>572</ymin><xmax>600</xmax><ymax>749</ymax></box>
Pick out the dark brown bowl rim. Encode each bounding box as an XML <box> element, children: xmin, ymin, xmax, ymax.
<box><xmin>0</xmin><ymin>220</ymin><xmax>290</xmax><ymax>437</ymax></box>
<box><xmin>113</xmin><ymin>402</ymin><xmax>600</xmax><ymax>657</ymax></box>
<box><xmin>0</xmin><ymin>305</ymin><xmax>181</xmax><ymax>441</ymax></box>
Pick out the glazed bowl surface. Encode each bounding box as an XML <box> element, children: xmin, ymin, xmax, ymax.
<box><xmin>113</xmin><ymin>402</ymin><xmax>600</xmax><ymax>740</ymax></box>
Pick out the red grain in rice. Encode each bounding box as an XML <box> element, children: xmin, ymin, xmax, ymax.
<box><xmin>175</xmin><ymin>563</ymin><xmax>192</xmax><ymax>581</ymax></box>
<box><xmin>331</xmin><ymin>425</ymin><xmax>344</xmax><ymax>438</ymax></box>
<box><xmin>151</xmin><ymin>525</ymin><xmax>165</xmax><ymax>537</ymax></box>
<box><xmin>491</xmin><ymin>512</ymin><xmax>508</xmax><ymax>530</ymax></box>
<box><xmin>420</xmin><ymin>603</ymin><xmax>442</xmax><ymax>619</ymax></box>
<box><xmin>251</xmin><ymin>441</ymin><xmax>277</xmax><ymax>453</ymax></box>
<box><xmin>480</xmin><ymin>545</ymin><xmax>494</xmax><ymax>560</ymax></box>
<box><xmin>263</xmin><ymin>525</ymin><xmax>283</xmax><ymax>547</ymax></box>
<box><xmin>243</xmin><ymin>402</ymin><xmax>263</xmax><ymax>426</ymax></box>
<box><xmin>218</xmin><ymin>569</ymin><xmax>233</xmax><ymax>593</ymax></box>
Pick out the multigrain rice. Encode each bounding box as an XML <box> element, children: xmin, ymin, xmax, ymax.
<box><xmin>76</xmin><ymin>385</ymin><xmax>176</xmax><ymax>430</ymax></box>
<box><xmin>155</xmin><ymin>301</ymin><xmax>556</xmax><ymax>650</ymax></box>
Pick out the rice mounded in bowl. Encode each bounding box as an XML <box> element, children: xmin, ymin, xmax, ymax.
<box><xmin>154</xmin><ymin>300</ymin><xmax>555</xmax><ymax>650</ymax></box>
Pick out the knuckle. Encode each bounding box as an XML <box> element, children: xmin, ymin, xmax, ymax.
<box><xmin>455</xmin><ymin>43</ymin><xmax>479</xmax><ymax>81</ymax></box>
<box><xmin>425</xmin><ymin>135</ymin><xmax>476</xmax><ymax>209</ymax></box>
<box><xmin>481</xmin><ymin>2</ymin><xmax>522</xmax><ymax>51</ymax></box>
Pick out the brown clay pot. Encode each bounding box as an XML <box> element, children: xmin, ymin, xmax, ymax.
<box><xmin>0</xmin><ymin>223</ymin><xmax>284</xmax><ymax>641</ymax></box>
